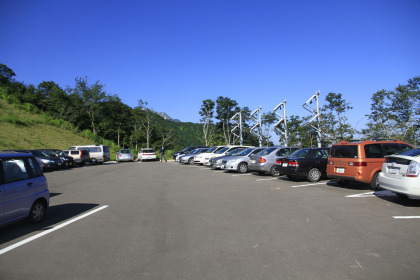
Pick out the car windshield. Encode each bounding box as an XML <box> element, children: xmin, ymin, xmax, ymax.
<box><xmin>31</xmin><ymin>150</ymin><xmax>48</xmax><ymax>157</ymax></box>
<box><xmin>215</xmin><ymin>147</ymin><xmax>229</xmax><ymax>154</ymax></box>
<box><xmin>399</xmin><ymin>148</ymin><xmax>420</xmax><ymax>157</ymax></box>
<box><xmin>189</xmin><ymin>149</ymin><xmax>200</xmax><ymax>154</ymax></box>
<box><xmin>206</xmin><ymin>146</ymin><xmax>219</xmax><ymax>153</ymax></box>
<box><xmin>227</xmin><ymin>148</ymin><xmax>245</xmax><ymax>155</ymax></box>
<box><xmin>55</xmin><ymin>150</ymin><xmax>66</xmax><ymax>156</ymax></box>
<box><xmin>258</xmin><ymin>147</ymin><xmax>276</xmax><ymax>156</ymax></box>
<box><xmin>237</xmin><ymin>148</ymin><xmax>254</xmax><ymax>156</ymax></box>
<box><xmin>120</xmin><ymin>150</ymin><xmax>131</xmax><ymax>154</ymax></box>
<box><xmin>42</xmin><ymin>151</ymin><xmax>56</xmax><ymax>157</ymax></box>
<box><xmin>289</xmin><ymin>148</ymin><xmax>311</xmax><ymax>158</ymax></box>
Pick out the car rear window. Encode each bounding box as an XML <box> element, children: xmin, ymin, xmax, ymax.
<box><xmin>258</xmin><ymin>148</ymin><xmax>276</xmax><ymax>156</ymax></box>
<box><xmin>330</xmin><ymin>145</ymin><xmax>358</xmax><ymax>158</ymax></box>
<box><xmin>89</xmin><ymin>147</ymin><xmax>101</xmax><ymax>153</ymax></box>
<box><xmin>399</xmin><ymin>148</ymin><xmax>420</xmax><ymax>157</ymax></box>
<box><xmin>276</xmin><ymin>148</ymin><xmax>293</xmax><ymax>157</ymax></box>
<box><xmin>142</xmin><ymin>149</ymin><xmax>155</xmax><ymax>153</ymax></box>
<box><xmin>120</xmin><ymin>150</ymin><xmax>131</xmax><ymax>154</ymax></box>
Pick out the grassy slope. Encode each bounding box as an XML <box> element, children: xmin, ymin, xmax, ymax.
<box><xmin>0</xmin><ymin>99</ymin><xmax>95</xmax><ymax>151</ymax></box>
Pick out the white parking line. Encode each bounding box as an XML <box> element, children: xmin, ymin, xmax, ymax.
<box><xmin>393</xmin><ymin>216</ymin><xmax>420</xmax><ymax>219</ymax></box>
<box><xmin>256</xmin><ymin>178</ymin><xmax>278</xmax><ymax>182</ymax></box>
<box><xmin>0</xmin><ymin>205</ymin><xmax>109</xmax><ymax>255</ymax></box>
<box><xmin>346</xmin><ymin>190</ymin><xmax>397</xmax><ymax>198</ymax></box>
<box><xmin>232</xmin><ymin>174</ymin><xmax>253</xmax><ymax>177</ymax></box>
<box><xmin>291</xmin><ymin>182</ymin><xmax>327</xmax><ymax>188</ymax></box>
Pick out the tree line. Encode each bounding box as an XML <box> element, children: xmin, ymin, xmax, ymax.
<box><xmin>199</xmin><ymin>79</ymin><xmax>420</xmax><ymax>148</ymax></box>
<box><xmin>1</xmin><ymin>63</ymin><xmax>418</xmax><ymax>150</ymax></box>
<box><xmin>0</xmin><ymin>64</ymin><xmax>202</xmax><ymax>152</ymax></box>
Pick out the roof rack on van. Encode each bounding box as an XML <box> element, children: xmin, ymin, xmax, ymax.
<box><xmin>370</xmin><ymin>139</ymin><xmax>397</xmax><ymax>142</ymax></box>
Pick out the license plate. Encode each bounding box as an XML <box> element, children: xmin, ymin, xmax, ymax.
<box><xmin>336</xmin><ymin>167</ymin><xmax>345</xmax><ymax>173</ymax></box>
<box><xmin>282</xmin><ymin>163</ymin><xmax>288</xmax><ymax>167</ymax></box>
<box><xmin>387</xmin><ymin>167</ymin><xmax>399</xmax><ymax>175</ymax></box>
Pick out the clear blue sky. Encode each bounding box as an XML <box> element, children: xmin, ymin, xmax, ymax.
<box><xmin>1</xmin><ymin>0</ymin><xmax>419</xmax><ymax>134</ymax></box>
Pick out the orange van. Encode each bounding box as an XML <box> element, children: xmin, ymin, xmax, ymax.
<box><xmin>327</xmin><ymin>139</ymin><xmax>413</xmax><ymax>190</ymax></box>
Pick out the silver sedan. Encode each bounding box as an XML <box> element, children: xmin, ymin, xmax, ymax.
<box><xmin>221</xmin><ymin>147</ymin><xmax>267</xmax><ymax>173</ymax></box>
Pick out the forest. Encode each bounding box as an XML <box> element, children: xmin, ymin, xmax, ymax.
<box><xmin>0</xmin><ymin>63</ymin><xmax>419</xmax><ymax>152</ymax></box>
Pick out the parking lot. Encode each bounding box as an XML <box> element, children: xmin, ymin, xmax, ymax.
<box><xmin>1</xmin><ymin>160</ymin><xmax>419</xmax><ymax>279</ymax></box>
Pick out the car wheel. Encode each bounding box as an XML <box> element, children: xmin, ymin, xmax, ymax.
<box><xmin>28</xmin><ymin>200</ymin><xmax>47</xmax><ymax>224</ymax></box>
<box><xmin>237</xmin><ymin>162</ymin><xmax>248</xmax><ymax>174</ymax></box>
<box><xmin>370</xmin><ymin>172</ymin><xmax>380</xmax><ymax>191</ymax></box>
<box><xmin>270</xmin><ymin>165</ymin><xmax>281</xmax><ymax>176</ymax></box>
<box><xmin>188</xmin><ymin>157</ymin><xmax>194</xmax><ymax>164</ymax></box>
<box><xmin>91</xmin><ymin>158</ymin><xmax>98</xmax><ymax>165</ymax></box>
<box><xmin>307</xmin><ymin>168</ymin><xmax>321</xmax><ymax>182</ymax></box>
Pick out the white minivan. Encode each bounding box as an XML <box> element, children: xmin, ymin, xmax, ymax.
<box><xmin>68</xmin><ymin>145</ymin><xmax>110</xmax><ymax>164</ymax></box>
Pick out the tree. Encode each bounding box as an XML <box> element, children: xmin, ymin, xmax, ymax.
<box><xmin>215</xmin><ymin>96</ymin><xmax>240</xmax><ymax>145</ymax></box>
<box><xmin>261</xmin><ymin>111</ymin><xmax>278</xmax><ymax>146</ymax></box>
<box><xmin>70</xmin><ymin>77</ymin><xmax>108</xmax><ymax>135</ymax></box>
<box><xmin>0</xmin><ymin>64</ymin><xmax>16</xmax><ymax>84</ymax></box>
<box><xmin>199</xmin><ymin>99</ymin><xmax>215</xmax><ymax>146</ymax></box>
<box><xmin>321</xmin><ymin>92</ymin><xmax>354</xmax><ymax>144</ymax></box>
<box><xmin>363</xmin><ymin>77</ymin><xmax>420</xmax><ymax>146</ymax></box>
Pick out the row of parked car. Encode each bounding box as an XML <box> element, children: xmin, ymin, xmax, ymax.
<box><xmin>2</xmin><ymin>145</ymin><xmax>111</xmax><ymax>171</ymax></box>
<box><xmin>0</xmin><ymin>145</ymin><xmax>110</xmax><ymax>227</ymax></box>
<box><xmin>173</xmin><ymin>139</ymin><xmax>420</xmax><ymax>199</ymax></box>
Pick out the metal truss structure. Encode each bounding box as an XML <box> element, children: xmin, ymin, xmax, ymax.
<box><xmin>302</xmin><ymin>90</ymin><xmax>322</xmax><ymax>148</ymax></box>
<box><xmin>250</xmin><ymin>106</ymin><xmax>263</xmax><ymax>147</ymax></box>
<box><xmin>273</xmin><ymin>99</ymin><xmax>288</xmax><ymax>146</ymax></box>
<box><xmin>230</xmin><ymin>111</ymin><xmax>243</xmax><ymax>145</ymax></box>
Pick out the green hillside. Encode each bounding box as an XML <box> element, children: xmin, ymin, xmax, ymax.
<box><xmin>0</xmin><ymin>99</ymin><xmax>101</xmax><ymax>151</ymax></box>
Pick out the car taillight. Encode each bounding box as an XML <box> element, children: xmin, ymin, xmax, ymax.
<box><xmin>153</xmin><ymin>153</ymin><xmax>156</xmax><ymax>155</ymax></box>
<box><xmin>119</xmin><ymin>155</ymin><xmax>122</xmax><ymax>158</ymax></box>
<box><xmin>259</xmin><ymin>157</ymin><xmax>266</xmax><ymax>163</ymax></box>
<box><xmin>276</xmin><ymin>159</ymin><xmax>282</xmax><ymax>164</ymax></box>
<box><xmin>288</xmin><ymin>161</ymin><xmax>299</xmax><ymax>167</ymax></box>
<box><xmin>349</xmin><ymin>162</ymin><xmax>367</xmax><ymax>166</ymax></box>
<box><xmin>79</xmin><ymin>151</ymin><xmax>82</xmax><ymax>157</ymax></box>
<box><xmin>407</xmin><ymin>161</ymin><xmax>420</xmax><ymax>177</ymax></box>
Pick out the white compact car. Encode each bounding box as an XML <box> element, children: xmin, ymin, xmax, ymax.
<box><xmin>193</xmin><ymin>146</ymin><xmax>225</xmax><ymax>165</ymax></box>
<box><xmin>138</xmin><ymin>148</ymin><xmax>157</xmax><ymax>161</ymax></box>
<box><xmin>378</xmin><ymin>148</ymin><xmax>420</xmax><ymax>199</ymax></box>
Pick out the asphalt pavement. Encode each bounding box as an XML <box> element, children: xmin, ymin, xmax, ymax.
<box><xmin>1</xmin><ymin>160</ymin><xmax>419</xmax><ymax>279</ymax></box>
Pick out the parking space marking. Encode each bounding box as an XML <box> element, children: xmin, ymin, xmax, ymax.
<box><xmin>256</xmin><ymin>178</ymin><xmax>278</xmax><ymax>182</ymax></box>
<box><xmin>346</xmin><ymin>190</ymin><xmax>397</xmax><ymax>198</ymax></box>
<box><xmin>0</xmin><ymin>205</ymin><xmax>109</xmax><ymax>255</ymax></box>
<box><xmin>291</xmin><ymin>182</ymin><xmax>327</xmax><ymax>188</ymax></box>
<box><xmin>393</xmin><ymin>216</ymin><xmax>420</xmax><ymax>219</ymax></box>
<box><xmin>232</xmin><ymin>174</ymin><xmax>252</xmax><ymax>177</ymax></box>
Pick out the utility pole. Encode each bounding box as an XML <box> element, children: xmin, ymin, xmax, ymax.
<box><xmin>231</xmin><ymin>111</ymin><xmax>243</xmax><ymax>145</ymax></box>
<box><xmin>273</xmin><ymin>99</ymin><xmax>288</xmax><ymax>146</ymax></box>
<box><xmin>302</xmin><ymin>90</ymin><xmax>322</xmax><ymax>148</ymax></box>
<box><xmin>250</xmin><ymin>106</ymin><xmax>263</xmax><ymax>147</ymax></box>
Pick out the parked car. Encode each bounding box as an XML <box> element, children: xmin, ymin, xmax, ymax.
<box><xmin>327</xmin><ymin>139</ymin><xmax>413</xmax><ymax>190</ymax></box>
<box><xmin>378</xmin><ymin>148</ymin><xmax>420</xmax><ymax>199</ymax></box>
<box><xmin>209</xmin><ymin>147</ymin><xmax>249</xmax><ymax>169</ymax></box>
<box><xmin>116</xmin><ymin>149</ymin><xmax>134</xmax><ymax>162</ymax></box>
<box><xmin>248</xmin><ymin>147</ymin><xmax>301</xmax><ymax>176</ymax></box>
<box><xmin>172</xmin><ymin>146</ymin><xmax>208</xmax><ymax>160</ymax></box>
<box><xmin>179</xmin><ymin>148</ymin><xmax>209</xmax><ymax>164</ymax></box>
<box><xmin>3</xmin><ymin>149</ymin><xmax>63</xmax><ymax>171</ymax></box>
<box><xmin>62</xmin><ymin>149</ymin><xmax>91</xmax><ymax>166</ymax></box>
<box><xmin>138</xmin><ymin>148</ymin><xmax>157</xmax><ymax>161</ymax></box>
<box><xmin>221</xmin><ymin>147</ymin><xmax>267</xmax><ymax>173</ymax></box>
<box><xmin>194</xmin><ymin>146</ymin><xmax>225</xmax><ymax>165</ymax></box>
<box><xmin>37</xmin><ymin>149</ymin><xmax>75</xmax><ymax>168</ymax></box>
<box><xmin>68</xmin><ymin>145</ymin><xmax>110</xmax><ymax>164</ymax></box>
<box><xmin>276</xmin><ymin>148</ymin><xmax>330</xmax><ymax>182</ymax></box>
<box><xmin>0</xmin><ymin>152</ymin><xmax>50</xmax><ymax>226</ymax></box>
